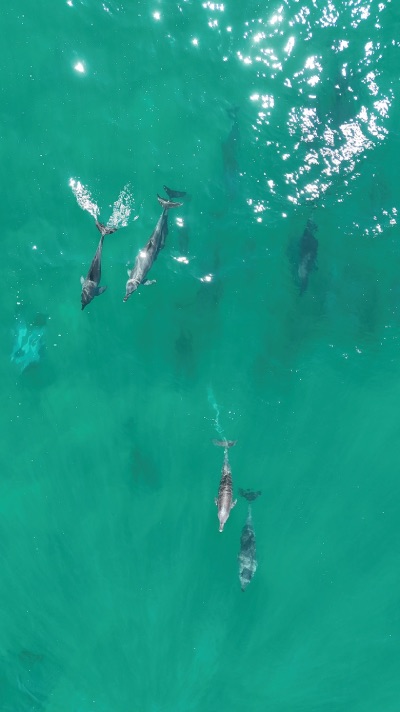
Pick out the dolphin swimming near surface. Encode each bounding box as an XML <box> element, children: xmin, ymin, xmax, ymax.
<box><xmin>238</xmin><ymin>489</ymin><xmax>261</xmax><ymax>591</ymax></box>
<box><xmin>290</xmin><ymin>217</ymin><xmax>318</xmax><ymax>295</ymax></box>
<box><xmin>80</xmin><ymin>221</ymin><xmax>116</xmax><ymax>310</ymax></box>
<box><xmin>11</xmin><ymin>314</ymin><xmax>48</xmax><ymax>373</ymax></box>
<box><xmin>123</xmin><ymin>193</ymin><xmax>183</xmax><ymax>302</ymax></box>
<box><xmin>222</xmin><ymin>106</ymin><xmax>240</xmax><ymax>201</ymax></box>
<box><xmin>213</xmin><ymin>439</ymin><xmax>237</xmax><ymax>532</ymax></box>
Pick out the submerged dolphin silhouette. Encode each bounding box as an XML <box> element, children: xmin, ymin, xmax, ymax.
<box><xmin>238</xmin><ymin>489</ymin><xmax>262</xmax><ymax>591</ymax></box>
<box><xmin>289</xmin><ymin>218</ymin><xmax>318</xmax><ymax>294</ymax></box>
<box><xmin>222</xmin><ymin>107</ymin><xmax>240</xmax><ymax>201</ymax></box>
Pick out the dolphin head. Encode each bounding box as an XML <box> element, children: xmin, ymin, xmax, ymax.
<box><xmin>218</xmin><ymin>507</ymin><xmax>229</xmax><ymax>532</ymax></box>
<box><xmin>81</xmin><ymin>281</ymin><xmax>94</xmax><ymax>310</ymax></box>
<box><xmin>240</xmin><ymin>567</ymin><xmax>253</xmax><ymax>591</ymax></box>
<box><xmin>123</xmin><ymin>278</ymin><xmax>139</xmax><ymax>302</ymax></box>
<box><xmin>298</xmin><ymin>256</ymin><xmax>310</xmax><ymax>281</ymax></box>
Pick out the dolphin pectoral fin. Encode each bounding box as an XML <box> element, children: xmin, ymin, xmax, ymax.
<box><xmin>143</xmin><ymin>279</ymin><xmax>156</xmax><ymax>286</ymax></box>
<box><xmin>80</xmin><ymin>276</ymin><xmax>85</xmax><ymax>285</ymax></box>
<box><xmin>96</xmin><ymin>286</ymin><xmax>107</xmax><ymax>295</ymax></box>
<box><xmin>231</xmin><ymin>499</ymin><xmax>237</xmax><ymax>510</ymax></box>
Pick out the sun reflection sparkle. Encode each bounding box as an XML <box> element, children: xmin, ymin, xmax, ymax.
<box><xmin>202</xmin><ymin>1</ymin><xmax>224</xmax><ymax>9</ymax></box>
<box><xmin>269</xmin><ymin>7</ymin><xmax>284</xmax><ymax>25</ymax></box>
<box><xmin>234</xmin><ymin>0</ymin><xmax>392</xmax><ymax>211</ymax></box>
<box><xmin>319</xmin><ymin>1</ymin><xmax>339</xmax><ymax>27</ymax></box>
<box><xmin>284</xmin><ymin>37</ymin><xmax>295</xmax><ymax>55</ymax></box>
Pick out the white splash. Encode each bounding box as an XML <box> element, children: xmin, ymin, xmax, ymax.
<box><xmin>207</xmin><ymin>386</ymin><xmax>225</xmax><ymax>439</ymax></box>
<box><xmin>69</xmin><ymin>179</ymin><xmax>99</xmax><ymax>219</ymax></box>
<box><xmin>107</xmin><ymin>183</ymin><xmax>135</xmax><ymax>229</ymax></box>
<box><xmin>69</xmin><ymin>179</ymin><xmax>136</xmax><ymax>227</ymax></box>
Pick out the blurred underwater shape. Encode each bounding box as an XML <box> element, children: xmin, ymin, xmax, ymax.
<box><xmin>11</xmin><ymin>315</ymin><xmax>48</xmax><ymax>374</ymax></box>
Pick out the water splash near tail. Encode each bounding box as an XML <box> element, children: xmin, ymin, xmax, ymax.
<box><xmin>207</xmin><ymin>386</ymin><xmax>225</xmax><ymax>439</ymax></box>
<box><xmin>107</xmin><ymin>183</ymin><xmax>136</xmax><ymax>230</ymax></box>
<box><xmin>69</xmin><ymin>179</ymin><xmax>138</xmax><ymax>229</ymax></box>
<box><xmin>69</xmin><ymin>178</ymin><xmax>100</xmax><ymax>219</ymax></box>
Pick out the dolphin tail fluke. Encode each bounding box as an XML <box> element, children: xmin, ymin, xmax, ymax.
<box><xmin>213</xmin><ymin>439</ymin><xmax>237</xmax><ymax>448</ymax></box>
<box><xmin>96</xmin><ymin>221</ymin><xmax>117</xmax><ymax>236</ymax></box>
<box><xmin>163</xmin><ymin>185</ymin><xmax>186</xmax><ymax>199</ymax></box>
<box><xmin>239</xmin><ymin>488</ymin><xmax>262</xmax><ymax>502</ymax></box>
<box><xmin>157</xmin><ymin>195</ymin><xmax>183</xmax><ymax>210</ymax></box>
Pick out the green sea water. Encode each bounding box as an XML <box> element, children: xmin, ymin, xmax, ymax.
<box><xmin>2</xmin><ymin>0</ymin><xmax>400</xmax><ymax>709</ymax></box>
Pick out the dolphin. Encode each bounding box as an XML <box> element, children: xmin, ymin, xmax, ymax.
<box><xmin>213</xmin><ymin>439</ymin><xmax>237</xmax><ymax>532</ymax></box>
<box><xmin>331</xmin><ymin>65</ymin><xmax>356</xmax><ymax>127</ymax></box>
<box><xmin>11</xmin><ymin>314</ymin><xmax>48</xmax><ymax>373</ymax></box>
<box><xmin>80</xmin><ymin>221</ymin><xmax>116</xmax><ymax>310</ymax></box>
<box><xmin>123</xmin><ymin>194</ymin><xmax>182</xmax><ymax>302</ymax></box>
<box><xmin>222</xmin><ymin>107</ymin><xmax>240</xmax><ymax>201</ymax></box>
<box><xmin>238</xmin><ymin>489</ymin><xmax>261</xmax><ymax>591</ymax></box>
<box><xmin>290</xmin><ymin>217</ymin><xmax>318</xmax><ymax>295</ymax></box>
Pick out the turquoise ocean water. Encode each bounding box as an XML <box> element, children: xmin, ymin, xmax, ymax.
<box><xmin>2</xmin><ymin>0</ymin><xmax>400</xmax><ymax>709</ymax></box>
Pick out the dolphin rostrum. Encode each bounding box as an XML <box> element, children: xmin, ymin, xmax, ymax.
<box><xmin>213</xmin><ymin>439</ymin><xmax>237</xmax><ymax>532</ymax></box>
<box><xmin>238</xmin><ymin>489</ymin><xmax>261</xmax><ymax>591</ymax></box>
<box><xmin>123</xmin><ymin>194</ymin><xmax>183</xmax><ymax>302</ymax></box>
<box><xmin>80</xmin><ymin>221</ymin><xmax>116</xmax><ymax>310</ymax></box>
